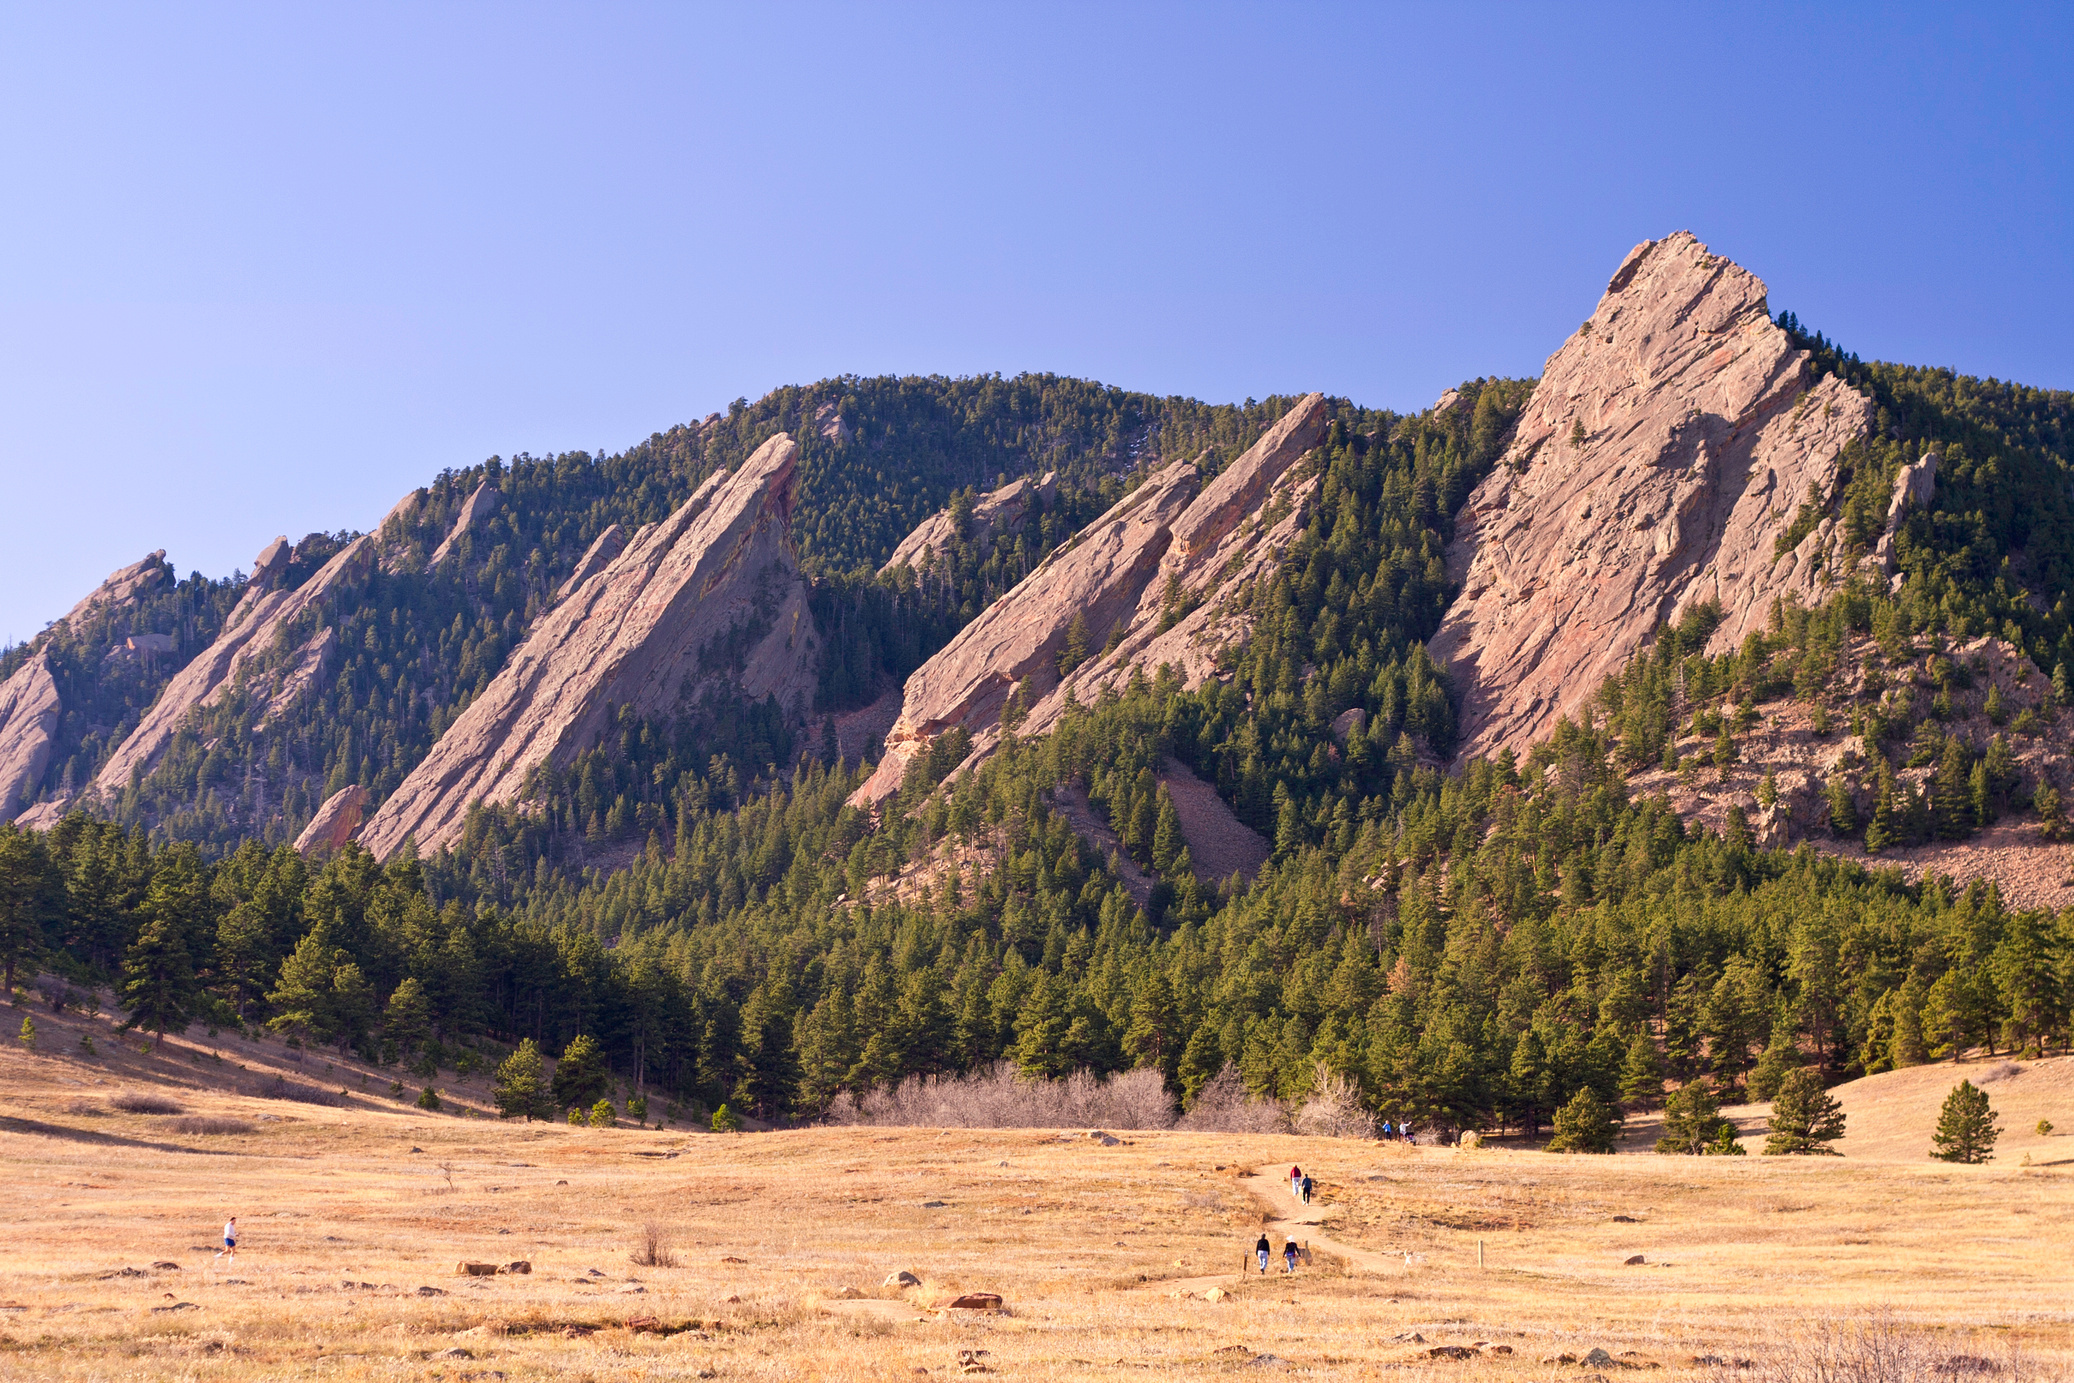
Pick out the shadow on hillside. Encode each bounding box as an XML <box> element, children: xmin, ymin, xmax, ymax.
<box><xmin>0</xmin><ymin>1113</ymin><xmax>237</xmax><ymax>1157</ymax></box>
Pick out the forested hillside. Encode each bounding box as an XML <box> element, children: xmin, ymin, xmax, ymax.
<box><xmin>4</xmin><ymin>320</ymin><xmax>2073</xmax><ymax>1141</ymax></box>
<box><xmin>1</xmin><ymin>376</ymin><xmax>1305</xmax><ymax>849</ymax></box>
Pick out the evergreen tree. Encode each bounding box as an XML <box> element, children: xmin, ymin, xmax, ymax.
<box><xmin>1864</xmin><ymin>763</ymin><xmax>1899</xmax><ymax>853</ymax></box>
<box><xmin>493</xmin><ymin>1038</ymin><xmax>551</xmax><ymax>1121</ymax></box>
<box><xmin>1748</xmin><ymin>1024</ymin><xmax>1805</xmax><ymax>1101</ymax></box>
<box><xmin>1617</xmin><ymin>1031</ymin><xmax>1665</xmax><ymax>1110</ymax></box>
<box><xmin>1826</xmin><ymin>772</ymin><xmax>1858</xmax><ymax>835</ymax></box>
<box><xmin>1545</xmin><ymin>1086</ymin><xmax>1620</xmax><ymax>1153</ymax></box>
<box><xmin>382</xmin><ymin>976</ymin><xmax>434</xmax><ymax>1060</ymax></box>
<box><xmin>0</xmin><ymin>824</ymin><xmax>57</xmax><ymax>995</ymax></box>
<box><xmin>550</xmin><ymin>1033</ymin><xmax>610</xmax><ymax>1112</ymax></box>
<box><xmin>119</xmin><ymin>913</ymin><xmax>197</xmax><ymax>1043</ymax></box>
<box><xmin>1762</xmin><ymin>1067</ymin><xmax>1846</xmax><ymax>1155</ymax></box>
<box><xmin>1930</xmin><ymin>1079</ymin><xmax>2000</xmax><ymax>1163</ymax></box>
<box><xmin>1057</xmin><ymin>613</ymin><xmax>1090</xmax><ymax>677</ymax></box>
<box><xmin>1656</xmin><ymin>1079</ymin><xmax>1733</xmax><ymax>1155</ymax></box>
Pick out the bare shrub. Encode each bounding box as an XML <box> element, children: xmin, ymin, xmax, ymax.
<box><xmin>1292</xmin><ymin>1063</ymin><xmax>1378</xmax><ymax>1139</ymax></box>
<box><xmin>170</xmin><ymin>1116</ymin><xmax>253</xmax><ymax>1135</ymax></box>
<box><xmin>64</xmin><ymin>1098</ymin><xmax>103</xmax><ymax>1116</ymax></box>
<box><xmin>260</xmin><ymin>1078</ymin><xmax>339</xmax><ymax>1106</ymax></box>
<box><xmin>825</xmin><ymin>1063</ymin><xmax>1176</xmax><ymax>1130</ymax></box>
<box><xmin>110</xmin><ymin>1091</ymin><xmax>186</xmax><ymax>1115</ymax></box>
<box><xmin>1175</xmin><ymin>1065</ymin><xmax>1288</xmax><ymax>1134</ymax></box>
<box><xmin>1723</xmin><ymin>1312</ymin><xmax>2018</xmax><ymax>1383</ymax></box>
<box><xmin>630</xmin><ymin>1220</ymin><xmax>678</xmax><ymax>1268</ymax></box>
<box><xmin>1975</xmin><ymin>1061</ymin><xmax>2022</xmax><ymax>1085</ymax></box>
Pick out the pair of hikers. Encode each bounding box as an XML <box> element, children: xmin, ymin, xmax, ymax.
<box><xmin>1253</xmin><ymin>1233</ymin><xmax>1300</xmax><ymax>1275</ymax></box>
<box><xmin>1287</xmin><ymin>1165</ymin><xmax>1313</xmax><ymax>1204</ymax></box>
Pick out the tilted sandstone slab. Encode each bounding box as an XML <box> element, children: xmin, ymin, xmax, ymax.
<box><xmin>430</xmin><ymin>481</ymin><xmax>501</xmax><ymax>569</ymax></box>
<box><xmin>851</xmin><ymin>393</ymin><xmax>1329</xmax><ymax>807</ymax></box>
<box><xmin>294</xmin><ymin>783</ymin><xmax>368</xmax><ymax>857</ymax></box>
<box><xmin>557</xmin><ymin>524</ymin><xmax>627</xmax><ymax>601</ymax></box>
<box><xmin>879</xmin><ymin>472</ymin><xmax>1056</xmax><ymax>576</ymax></box>
<box><xmin>1427</xmin><ymin>232</ymin><xmax>1876</xmax><ymax>766</ymax></box>
<box><xmin>60</xmin><ymin>550</ymin><xmax>171</xmax><ymax>627</ymax></box>
<box><xmin>0</xmin><ymin>652</ymin><xmax>61</xmax><ymax>822</ymax></box>
<box><xmin>72</xmin><ymin>533</ymin><xmax>377</xmax><ymax>808</ymax></box>
<box><xmin>359</xmin><ymin>434</ymin><xmax>820</xmax><ymax>860</ymax></box>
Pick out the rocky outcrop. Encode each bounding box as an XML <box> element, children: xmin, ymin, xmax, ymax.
<box><xmin>556</xmin><ymin>525</ymin><xmax>626</xmax><ymax>601</ymax></box>
<box><xmin>1427</xmin><ymin>232</ymin><xmax>1877</xmax><ymax>766</ymax></box>
<box><xmin>60</xmin><ymin>551</ymin><xmax>171</xmax><ymax>627</ymax></box>
<box><xmin>65</xmin><ymin>534</ymin><xmax>377</xmax><ymax>811</ymax></box>
<box><xmin>814</xmin><ymin>400</ymin><xmax>853</xmax><ymax>446</ymax></box>
<box><xmin>880</xmin><ymin>472</ymin><xmax>1056</xmax><ymax>576</ymax></box>
<box><xmin>293</xmin><ymin>784</ymin><xmax>368</xmax><ymax>857</ymax></box>
<box><xmin>0</xmin><ymin>652</ymin><xmax>61</xmax><ymax>822</ymax></box>
<box><xmin>852</xmin><ymin>394</ymin><xmax>1329</xmax><ymax>806</ymax></box>
<box><xmin>358</xmin><ymin>434</ymin><xmax>820</xmax><ymax>860</ymax></box>
<box><xmin>430</xmin><ymin>481</ymin><xmax>500</xmax><ymax>569</ymax></box>
<box><xmin>1874</xmin><ymin>451</ymin><xmax>1938</xmax><ymax>574</ymax></box>
<box><xmin>250</xmin><ymin>536</ymin><xmax>291</xmax><ymax>588</ymax></box>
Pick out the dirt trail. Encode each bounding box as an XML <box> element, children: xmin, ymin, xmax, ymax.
<box><xmin>1154</xmin><ymin>1167</ymin><xmax>1400</xmax><ymax>1294</ymax></box>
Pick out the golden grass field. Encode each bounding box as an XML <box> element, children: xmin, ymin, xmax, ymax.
<box><xmin>2</xmin><ymin>992</ymin><xmax>2071</xmax><ymax>1381</ymax></box>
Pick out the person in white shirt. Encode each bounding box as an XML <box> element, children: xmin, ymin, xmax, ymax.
<box><xmin>216</xmin><ymin>1216</ymin><xmax>237</xmax><ymax>1263</ymax></box>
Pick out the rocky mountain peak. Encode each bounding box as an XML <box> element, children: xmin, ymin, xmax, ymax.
<box><xmin>1427</xmin><ymin>231</ymin><xmax>1879</xmax><ymax>765</ymax></box>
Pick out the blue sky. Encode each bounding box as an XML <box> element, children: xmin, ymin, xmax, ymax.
<box><xmin>2</xmin><ymin>3</ymin><xmax>2069</xmax><ymax>644</ymax></box>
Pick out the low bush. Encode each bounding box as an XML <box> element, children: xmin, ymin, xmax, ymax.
<box><xmin>828</xmin><ymin>1063</ymin><xmax>1177</xmax><ymax>1130</ymax></box>
<box><xmin>170</xmin><ymin>1116</ymin><xmax>253</xmax><ymax>1135</ymax></box>
<box><xmin>110</xmin><ymin>1091</ymin><xmax>186</xmax><ymax>1115</ymax></box>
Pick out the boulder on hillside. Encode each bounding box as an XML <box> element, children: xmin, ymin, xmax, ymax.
<box><xmin>294</xmin><ymin>784</ymin><xmax>369</xmax><ymax>857</ymax></box>
<box><xmin>359</xmin><ymin>434</ymin><xmax>820</xmax><ymax>860</ymax></box>
<box><xmin>1427</xmin><ymin>231</ymin><xmax>1878</xmax><ymax>766</ymax></box>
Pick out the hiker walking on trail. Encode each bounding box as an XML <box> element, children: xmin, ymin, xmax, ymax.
<box><xmin>1288</xmin><ymin>1164</ymin><xmax>1302</xmax><ymax>1198</ymax></box>
<box><xmin>1282</xmin><ymin>1237</ymin><xmax>1299</xmax><ymax>1274</ymax></box>
<box><xmin>1300</xmin><ymin>1174</ymin><xmax>1314</xmax><ymax>1205</ymax></box>
<box><xmin>1254</xmin><ymin>1233</ymin><xmax>1271</xmax><ymax>1275</ymax></box>
<box><xmin>215</xmin><ymin>1216</ymin><xmax>237</xmax><ymax>1264</ymax></box>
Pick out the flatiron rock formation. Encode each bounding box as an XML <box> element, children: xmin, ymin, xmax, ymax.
<box><xmin>556</xmin><ymin>524</ymin><xmax>627</xmax><ymax>601</ymax></box>
<box><xmin>853</xmin><ymin>394</ymin><xmax>1329</xmax><ymax>807</ymax></box>
<box><xmin>39</xmin><ymin>533</ymin><xmax>378</xmax><ymax>824</ymax></box>
<box><xmin>359</xmin><ymin>434</ymin><xmax>820</xmax><ymax>860</ymax></box>
<box><xmin>1427</xmin><ymin>231</ymin><xmax>1877</xmax><ymax>765</ymax></box>
<box><xmin>0</xmin><ymin>652</ymin><xmax>61</xmax><ymax>822</ymax></box>
<box><xmin>294</xmin><ymin>784</ymin><xmax>369</xmax><ymax>857</ymax></box>
<box><xmin>879</xmin><ymin>472</ymin><xmax>1056</xmax><ymax>576</ymax></box>
<box><xmin>60</xmin><ymin>550</ymin><xmax>172</xmax><ymax>626</ymax></box>
<box><xmin>429</xmin><ymin>480</ymin><xmax>501</xmax><ymax>569</ymax></box>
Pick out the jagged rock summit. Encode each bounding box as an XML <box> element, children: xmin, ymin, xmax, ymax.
<box><xmin>1427</xmin><ymin>231</ymin><xmax>1881</xmax><ymax>765</ymax></box>
<box><xmin>358</xmin><ymin>434</ymin><xmax>820</xmax><ymax>860</ymax></box>
<box><xmin>852</xmin><ymin>394</ymin><xmax>1330</xmax><ymax>807</ymax></box>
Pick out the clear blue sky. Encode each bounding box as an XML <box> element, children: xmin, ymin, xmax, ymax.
<box><xmin>3</xmin><ymin>3</ymin><xmax>2069</xmax><ymax>645</ymax></box>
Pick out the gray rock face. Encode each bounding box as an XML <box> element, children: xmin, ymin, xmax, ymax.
<box><xmin>556</xmin><ymin>525</ymin><xmax>627</xmax><ymax>601</ymax></box>
<box><xmin>251</xmin><ymin>536</ymin><xmax>292</xmax><ymax>589</ymax></box>
<box><xmin>0</xmin><ymin>652</ymin><xmax>61</xmax><ymax>822</ymax></box>
<box><xmin>359</xmin><ymin>434</ymin><xmax>820</xmax><ymax>859</ymax></box>
<box><xmin>1427</xmin><ymin>231</ymin><xmax>1876</xmax><ymax>766</ymax></box>
<box><xmin>294</xmin><ymin>784</ymin><xmax>368</xmax><ymax>857</ymax></box>
<box><xmin>852</xmin><ymin>394</ymin><xmax>1329</xmax><ymax>807</ymax></box>
<box><xmin>1875</xmin><ymin>450</ymin><xmax>1938</xmax><ymax>573</ymax></box>
<box><xmin>879</xmin><ymin>472</ymin><xmax>1056</xmax><ymax>577</ymax></box>
<box><xmin>430</xmin><ymin>481</ymin><xmax>501</xmax><ymax>569</ymax></box>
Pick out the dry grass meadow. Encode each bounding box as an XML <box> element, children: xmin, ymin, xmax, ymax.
<box><xmin>3</xmin><ymin>993</ymin><xmax>2071</xmax><ymax>1381</ymax></box>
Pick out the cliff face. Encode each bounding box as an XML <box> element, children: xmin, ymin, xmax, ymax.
<box><xmin>879</xmin><ymin>472</ymin><xmax>1055</xmax><ymax>576</ymax></box>
<box><xmin>852</xmin><ymin>394</ymin><xmax>1329</xmax><ymax>806</ymax></box>
<box><xmin>0</xmin><ymin>653</ymin><xmax>61</xmax><ymax>822</ymax></box>
<box><xmin>1426</xmin><ymin>231</ymin><xmax>1877</xmax><ymax>765</ymax></box>
<box><xmin>3</xmin><ymin>551</ymin><xmax>184</xmax><ymax>824</ymax></box>
<box><xmin>358</xmin><ymin>434</ymin><xmax>820</xmax><ymax>860</ymax></box>
<box><xmin>34</xmin><ymin>533</ymin><xmax>378</xmax><ymax>826</ymax></box>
